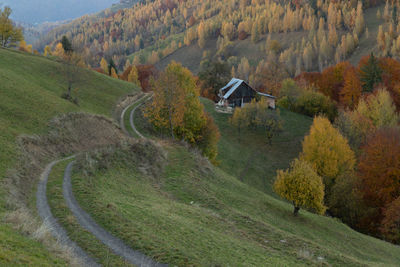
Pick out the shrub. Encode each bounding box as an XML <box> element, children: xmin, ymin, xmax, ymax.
<box><xmin>295</xmin><ymin>91</ymin><xmax>338</xmax><ymax>121</ymax></box>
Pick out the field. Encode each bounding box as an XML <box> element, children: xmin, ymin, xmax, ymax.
<box><xmin>134</xmin><ymin>97</ymin><xmax>312</xmax><ymax>194</ymax></box>
<box><xmin>0</xmin><ymin>47</ymin><xmax>136</xmax><ymax>265</ymax></box>
<box><xmin>68</xmin><ymin>139</ymin><xmax>400</xmax><ymax>266</ymax></box>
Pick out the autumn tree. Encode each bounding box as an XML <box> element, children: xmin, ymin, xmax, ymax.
<box><xmin>335</xmin><ymin>109</ymin><xmax>375</xmax><ymax>152</ymax></box>
<box><xmin>111</xmin><ymin>67</ymin><xmax>119</xmax><ymax>79</ymax></box>
<box><xmin>53</xmin><ymin>43</ymin><xmax>65</xmax><ymax>58</ymax></box>
<box><xmin>253</xmin><ymin>99</ymin><xmax>282</xmax><ymax>144</ymax></box>
<box><xmin>0</xmin><ymin>7</ymin><xmax>23</xmax><ymax>47</ymax></box>
<box><xmin>340</xmin><ymin>67</ymin><xmax>362</xmax><ymax>109</ymax></box>
<box><xmin>44</xmin><ymin>45</ymin><xmax>52</xmax><ymax>57</ymax></box>
<box><xmin>58</xmin><ymin>48</ymin><xmax>86</xmax><ymax>105</ymax></box>
<box><xmin>230</xmin><ymin>107</ymin><xmax>249</xmax><ymax>141</ymax></box>
<box><xmin>359</xmin><ymin>53</ymin><xmax>383</xmax><ymax>92</ymax></box>
<box><xmin>145</xmin><ymin>62</ymin><xmax>219</xmax><ymax>161</ymax></box>
<box><xmin>198</xmin><ymin>60</ymin><xmax>230</xmax><ymax>101</ymax></box>
<box><xmin>231</xmin><ymin>99</ymin><xmax>282</xmax><ymax>144</ymax></box>
<box><xmin>380</xmin><ymin>197</ymin><xmax>400</xmax><ymax>244</ymax></box>
<box><xmin>301</xmin><ymin>116</ymin><xmax>356</xmax><ymax>197</ymax></box>
<box><xmin>356</xmin><ymin>89</ymin><xmax>399</xmax><ymax>128</ymax></box>
<box><xmin>145</xmin><ymin>61</ymin><xmax>195</xmax><ymax>138</ymax></box>
<box><xmin>127</xmin><ymin>66</ymin><xmax>140</xmax><ymax>87</ymax></box>
<box><xmin>236</xmin><ymin>57</ymin><xmax>251</xmax><ymax>81</ymax></box>
<box><xmin>358</xmin><ymin>128</ymin><xmax>400</xmax><ymax>234</ymax></box>
<box><xmin>100</xmin><ymin>57</ymin><xmax>108</xmax><ymax>74</ymax></box>
<box><xmin>274</xmin><ymin>159</ymin><xmax>326</xmax><ymax>216</ymax></box>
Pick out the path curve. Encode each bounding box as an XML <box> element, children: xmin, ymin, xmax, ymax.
<box><xmin>129</xmin><ymin>100</ymin><xmax>146</xmax><ymax>139</ymax></box>
<box><xmin>63</xmin><ymin>161</ymin><xmax>167</xmax><ymax>267</ymax></box>
<box><xmin>120</xmin><ymin>94</ymin><xmax>148</xmax><ymax>137</ymax></box>
<box><xmin>36</xmin><ymin>157</ymin><xmax>100</xmax><ymax>267</ymax></box>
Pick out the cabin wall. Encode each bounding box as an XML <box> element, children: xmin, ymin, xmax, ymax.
<box><xmin>227</xmin><ymin>84</ymin><xmax>257</xmax><ymax>107</ymax></box>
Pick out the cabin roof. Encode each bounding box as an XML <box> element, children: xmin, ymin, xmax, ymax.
<box><xmin>257</xmin><ymin>92</ymin><xmax>276</xmax><ymax>99</ymax></box>
<box><xmin>220</xmin><ymin>78</ymin><xmax>255</xmax><ymax>99</ymax></box>
<box><xmin>220</xmin><ymin>78</ymin><xmax>275</xmax><ymax>99</ymax></box>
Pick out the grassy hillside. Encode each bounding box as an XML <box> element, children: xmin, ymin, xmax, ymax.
<box><xmin>0</xmin><ymin>47</ymin><xmax>136</xmax><ymax>265</ymax></box>
<box><xmin>68</xmin><ymin>141</ymin><xmax>400</xmax><ymax>266</ymax></box>
<box><xmin>134</xmin><ymin>97</ymin><xmax>312</xmax><ymax>194</ymax></box>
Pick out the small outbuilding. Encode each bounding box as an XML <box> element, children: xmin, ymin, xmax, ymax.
<box><xmin>217</xmin><ymin>78</ymin><xmax>275</xmax><ymax>109</ymax></box>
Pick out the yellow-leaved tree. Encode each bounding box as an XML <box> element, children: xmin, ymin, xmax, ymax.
<box><xmin>0</xmin><ymin>7</ymin><xmax>23</xmax><ymax>47</ymax></box>
<box><xmin>111</xmin><ymin>67</ymin><xmax>119</xmax><ymax>79</ymax></box>
<box><xmin>100</xmin><ymin>57</ymin><xmax>108</xmax><ymax>74</ymax></box>
<box><xmin>356</xmin><ymin>89</ymin><xmax>399</xmax><ymax>128</ymax></box>
<box><xmin>274</xmin><ymin>159</ymin><xmax>326</xmax><ymax>216</ymax></box>
<box><xmin>145</xmin><ymin>61</ymin><xmax>220</xmax><ymax>162</ymax></box>
<box><xmin>301</xmin><ymin>116</ymin><xmax>355</xmax><ymax>196</ymax></box>
<box><xmin>127</xmin><ymin>66</ymin><xmax>141</xmax><ymax>87</ymax></box>
<box><xmin>53</xmin><ymin>43</ymin><xmax>65</xmax><ymax>58</ymax></box>
<box><xmin>44</xmin><ymin>45</ymin><xmax>52</xmax><ymax>56</ymax></box>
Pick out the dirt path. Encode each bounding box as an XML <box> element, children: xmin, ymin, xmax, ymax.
<box><xmin>120</xmin><ymin>94</ymin><xmax>151</xmax><ymax>138</ymax></box>
<box><xmin>36</xmin><ymin>157</ymin><xmax>100</xmax><ymax>267</ymax></box>
<box><xmin>129</xmin><ymin>99</ymin><xmax>147</xmax><ymax>139</ymax></box>
<box><xmin>63</xmin><ymin>161</ymin><xmax>166</xmax><ymax>267</ymax></box>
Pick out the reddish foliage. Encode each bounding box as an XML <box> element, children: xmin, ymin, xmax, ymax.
<box><xmin>121</xmin><ymin>64</ymin><xmax>158</xmax><ymax>92</ymax></box>
<box><xmin>93</xmin><ymin>67</ymin><xmax>106</xmax><ymax>74</ymax></box>
<box><xmin>340</xmin><ymin>67</ymin><xmax>362</xmax><ymax>109</ymax></box>
<box><xmin>238</xmin><ymin>31</ymin><xmax>248</xmax><ymax>40</ymax></box>
<box><xmin>187</xmin><ymin>16</ymin><xmax>196</xmax><ymax>27</ymax></box>
<box><xmin>380</xmin><ymin>197</ymin><xmax>400</xmax><ymax>244</ymax></box>
<box><xmin>358</xmin><ymin>128</ymin><xmax>400</xmax><ymax>234</ymax></box>
<box><xmin>294</xmin><ymin>72</ymin><xmax>321</xmax><ymax>88</ymax></box>
<box><xmin>379</xmin><ymin>57</ymin><xmax>400</xmax><ymax>110</ymax></box>
<box><xmin>317</xmin><ymin>62</ymin><xmax>352</xmax><ymax>102</ymax></box>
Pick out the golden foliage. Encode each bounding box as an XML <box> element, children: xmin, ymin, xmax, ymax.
<box><xmin>301</xmin><ymin>116</ymin><xmax>355</xmax><ymax>191</ymax></box>
<box><xmin>127</xmin><ymin>66</ymin><xmax>140</xmax><ymax>87</ymax></box>
<box><xmin>145</xmin><ymin>61</ymin><xmax>219</xmax><ymax>162</ymax></box>
<box><xmin>274</xmin><ymin>159</ymin><xmax>326</xmax><ymax>215</ymax></box>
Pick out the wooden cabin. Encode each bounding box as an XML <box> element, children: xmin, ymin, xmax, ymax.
<box><xmin>217</xmin><ymin>78</ymin><xmax>276</xmax><ymax>109</ymax></box>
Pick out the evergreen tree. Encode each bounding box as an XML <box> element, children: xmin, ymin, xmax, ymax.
<box><xmin>61</xmin><ymin>35</ymin><xmax>73</xmax><ymax>53</ymax></box>
<box><xmin>108</xmin><ymin>58</ymin><xmax>117</xmax><ymax>76</ymax></box>
<box><xmin>359</xmin><ymin>53</ymin><xmax>382</xmax><ymax>92</ymax></box>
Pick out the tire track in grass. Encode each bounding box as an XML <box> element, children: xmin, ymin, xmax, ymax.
<box><xmin>63</xmin><ymin>161</ymin><xmax>167</xmax><ymax>267</ymax></box>
<box><xmin>36</xmin><ymin>156</ymin><xmax>100</xmax><ymax>267</ymax></box>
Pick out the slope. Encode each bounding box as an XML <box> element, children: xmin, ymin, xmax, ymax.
<box><xmin>134</xmin><ymin>97</ymin><xmax>312</xmax><ymax>194</ymax></box>
<box><xmin>0</xmin><ymin>47</ymin><xmax>136</xmax><ymax>265</ymax></box>
<box><xmin>67</xmin><ymin>140</ymin><xmax>400</xmax><ymax>266</ymax></box>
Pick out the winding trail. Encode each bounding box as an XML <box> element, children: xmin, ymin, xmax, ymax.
<box><xmin>129</xmin><ymin>97</ymin><xmax>148</xmax><ymax>139</ymax></box>
<box><xmin>120</xmin><ymin>94</ymin><xmax>151</xmax><ymax>138</ymax></box>
<box><xmin>63</xmin><ymin>162</ymin><xmax>166</xmax><ymax>267</ymax></box>
<box><xmin>36</xmin><ymin>94</ymin><xmax>166</xmax><ymax>266</ymax></box>
<box><xmin>36</xmin><ymin>157</ymin><xmax>100</xmax><ymax>267</ymax></box>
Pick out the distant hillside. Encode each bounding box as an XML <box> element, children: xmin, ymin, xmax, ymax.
<box><xmin>38</xmin><ymin>0</ymin><xmax>392</xmax><ymax>80</ymax></box>
<box><xmin>0</xmin><ymin>47</ymin><xmax>136</xmax><ymax>265</ymax></box>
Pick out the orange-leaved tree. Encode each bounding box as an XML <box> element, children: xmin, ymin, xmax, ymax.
<box><xmin>301</xmin><ymin>116</ymin><xmax>355</xmax><ymax>198</ymax></box>
<box><xmin>358</xmin><ymin>128</ymin><xmax>400</xmax><ymax>234</ymax></box>
<box><xmin>380</xmin><ymin>197</ymin><xmax>400</xmax><ymax>244</ymax></box>
<box><xmin>274</xmin><ymin>159</ymin><xmax>326</xmax><ymax>216</ymax></box>
<box><xmin>340</xmin><ymin>66</ymin><xmax>362</xmax><ymax>109</ymax></box>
